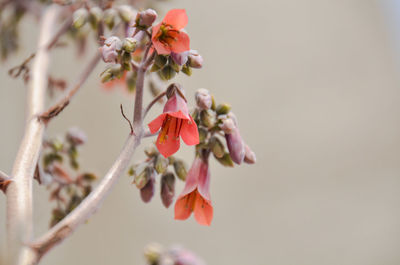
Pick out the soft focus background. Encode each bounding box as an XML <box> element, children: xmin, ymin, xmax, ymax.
<box><xmin>2</xmin><ymin>0</ymin><xmax>400</xmax><ymax>264</ymax></box>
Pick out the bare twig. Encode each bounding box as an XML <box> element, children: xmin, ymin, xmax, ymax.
<box><xmin>120</xmin><ymin>104</ymin><xmax>134</xmax><ymax>134</ymax></box>
<box><xmin>143</xmin><ymin>90</ymin><xmax>166</xmax><ymax>118</ymax></box>
<box><xmin>5</xmin><ymin>5</ymin><xmax>60</xmax><ymax>265</ymax></box>
<box><xmin>40</xmin><ymin>52</ymin><xmax>101</xmax><ymax>122</ymax></box>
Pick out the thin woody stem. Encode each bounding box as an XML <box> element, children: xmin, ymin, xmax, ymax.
<box><xmin>40</xmin><ymin>52</ymin><xmax>101</xmax><ymax>122</ymax></box>
<box><xmin>143</xmin><ymin>90</ymin><xmax>166</xmax><ymax>118</ymax></box>
<box><xmin>5</xmin><ymin>5</ymin><xmax>60</xmax><ymax>265</ymax></box>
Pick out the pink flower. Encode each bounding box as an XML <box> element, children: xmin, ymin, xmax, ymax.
<box><xmin>174</xmin><ymin>157</ymin><xmax>213</xmax><ymax>226</ymax></box>
<box><xmin>148</xmin><ymin>89</ymin><xmax>199</xmax><ymax>158</ymax></box>
<box><xmin>151</xmin><ymin>9</ymin><xmax>190</xmax><ymax>55</ymax></box>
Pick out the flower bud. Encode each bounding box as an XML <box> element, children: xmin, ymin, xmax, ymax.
<box><xmin>168</xmin><ymin>246</ymin><xmax>206</xmax><ymax>265</ymax></box>
<box><xmin>136</xmin><ymin>9</ymin><xmax>157</xmax><ymax>27</ymax></box>
<box><xmin>160</xmin><ymin>172</ymin><xmax>175</xmax><ymax>208</ymax></box>
<box><xmin>100</xmin><ymin>36</ymin><xmax>122</xmax><ymax>63</ymax></box>
<box><xmin>244</xmin><ymin>144</ymin><xmax>256</xmax><ymax>164</ymax></box>
<box><xmin>219</xmin><ymin>116</ymin><xmax>236</xmax><ymax>134</ymax></box>
<box><xmin>122</xmin><ymin>37</ymin><xmax>136</xmax><ymax>53</ymax></box>
<box><xmin>188</xmin><ymin>50</ymin><xmax>203</xmax><ymax>68</ymax></box>
<box><xmin>66</xmin><ymin>127</ymin><xmax>87</xmax><ymax>145</ymax></box>
<box><xmin>216</xmin><ymin>103</ymin><xmax>231</xmax><ymax>115</ymax></box>
<box><xmin>200</xmin><ymin>110</ymin><xmax>214</xmax><ymax>128</ymax></box>
<box><xmin>215</xmin><ymin>153</ymin><xmax>234</xmax><ymax>167</ymax></box>
<box><xmin>169</xmin><ymin>59</ymin><xmax>181</xmax><ymax>72</ymax></box>
<box><xmin>134</xmin><ymin>167</ymin><xmax>151</xmax><ymax>189</ymax></box>
<box><xmin>121</xmin><ymin>52</ymin><xmax>132</xmax><ymax>71</ymax></box>
<box><xmin>145</xmin><ymin>144</ymin><xmax>158</xmax><ymax>157</ymax></box>
<box><xmin>144</xmin><ymin>243</ymin><xmax>164</xmax><ymax>264</ymax></box>
<box><xmin>117</xmin><ymin>5</ymin><xmax>134</xmax><ymax>23</ymax></box>
<box><xmin>209</xmin><ymin>136</ymin><xmax>225</xmax><ymax>159</ymax></box>
<box><xmin>140</xmin><ymin>169</ymin><xmax>156</xmax><ymax>203</ymax></box>
<box><xmin>173</xmin><ymin>160</ymin><xmax>187</xmax><ymax>181</ymax></box>
<box><xmin>155</xmin><ymin>155</ymin><xmax>169</xmax><ymax>174</ymax></box>
<box><xmin>73</xmin><ymin>8</ymin><xmax>88</xmax><ymax>29</ymax></box>
<box><xmin>198</xmin><ymin>127</ymin><xmax>208</xmax><ymax>143</ymax></box>
<box><xmin>171</xmin><ymin>51</ymin><xmax>189</xmax><ymax>66</ymax></box>
<box><xmin>195</xmin><ymin>88</ymin><xmax>212</xmax><ymax>110</ymax></box>
<box><xmin>160</xmin><ymin>65</ymin><xmax>176</xmax><ymax>80</ymax></box>
<box><xmin>104</xmin><ymin>8</ymin><xmax>117</xmax><ymax>30</ymax></box>
<box><xmin>154</xmin><ymin>54</ymin><xmax>168</xmax><ymax>68</ymax></box>
<box><xmin>225</xmin><ymin>127</ymin><xmax>245</xmax><ymax>165</ymax></box>
<box><xmin>181</xmin><ymin>65</ymin><xmax>192</xmax><ymax>76</ymax></box>
<box><xmin>89</xmin><ymin>7</ymin><xmax>103</xmax><ymax>29</ymax></box>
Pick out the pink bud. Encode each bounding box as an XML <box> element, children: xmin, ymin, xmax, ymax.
<box><xmin>168</xmin><ymin>246</ymin><xmax>206</xmax><ymax>265</ymax></box>
<box><xmin>195</xmin><ymin>88</ymin><xmax>212</xmax><ymax>110</ymax></box>
<box><xmin>140</xmin><ymin>169</ymin><xmax>156</xmax><ymax>203</ymax></box>
<box><xmin>137</xmin><ymin>9</ymin><xmax>157</xmax><ymax>27</ymax></box>
<box><xmin>160</xmin><ymin>173</ymin><xmax>175</xmax><ymax>208</ymax></box>
<box><xmin>171</xmin><ymin>51</ymin><xmax>189</xmax><ymax>66</ymax></box>
<box><xmin>244</xmin><ymin>144</ymin><xmax>256</xmax><ymax>164</ymax></box>
<box><xmin>66</xmin><ymin>127</ymin><xmax>87</xmax><ymax>145</ymax></box>
<box><xmin>100</xmin><ymin>36</ymin><xmax>122</xmax><ymax>63</ymax></box>
<box><xmin>219</xmin><ymin>116</ymin><xmax>236</xmax><ymax>134</ymax></box>
<box><xmin>188</xmin><ymin>50</ymin><xmax>203</xmax><ymax>68</ymax></box>
<box><xmin>223</xmin><ymin>113</ymin><xmax>244</xmax><ymax>164</ymax></box>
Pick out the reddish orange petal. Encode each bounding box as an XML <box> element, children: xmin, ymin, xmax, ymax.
<box><xmin>163</xmin><ymin>9</ymin><xmax>188</xmax><ymax>30</ymax></box>
<box><xmin>148</xmin><ymin>114</ymin><xmax>167</xmax><ymax>134</ymax></box>
<box><xmin>174</xmin><ymin>192</ymin><xmax>196</xmax><ymax>220</ymax></box>
<box><xmin>170</xmin><ymin>31</ymin><xmax>190</xmax><ymax>54</ymax></box>
<box><xmin>180</xmin><ymin>116</ymin><xmax>199</xmax><ymax>146</ymax></box>
<box><xmin>156</xmin><ymin>131</ymin><xmax>180</xmax><ymax>158</ymax></box>
<box><xmin>153</xmin><ymin>39</ymin><xmax>171</xmax><ymax>55</ymax></box>
<box><xmin>193</xmin><ymin>193</ymin><xmax>213</xmax><ymax>226</ymax></box>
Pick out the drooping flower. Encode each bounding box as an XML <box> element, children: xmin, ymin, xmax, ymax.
<box><xmin>174</xmin><ymin>156</ymin><xmax>213</xmax><ymax>226</ymax></box>
<box><xmin>148</xmin><ymin>86</ymin><xmax>199</xmax><ymax>157</ymax></box>
<box><xmin>151</xmin><ymin>9</ymin><xmax>190</xmax><ymax>55</ymax></box>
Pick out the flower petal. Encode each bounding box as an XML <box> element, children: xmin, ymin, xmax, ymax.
<box><xmin>163</xmin><ymin>9</ymin><xmax>188</xmax><ymax>30</ymax></box>
<box><xmin>170</xmin><ymin>31</ymin><xmax>190</xmax><ymax>54</ymax></box>
<box><xmin>177</xmin><ymin>157</ymin><xmax>202</xmax><ymax>198</ymax></box>
<box><xmin>156</xmin><ymin>131</ymin><xmax>180</xmax><ymax>158</ymax></box>
<box><xmin>180</xmin><ymin>116</ymin><xmax>199</xmax><ymax>146</ymax></box>
<box><xmin>193</xmin><ymin>194</ymin><xmax>213</xmax><ymax>226</ymax></box>
<box><xmin>148</xmin><ymin>114</ymin><xmax>166</xmax><ymax>134</ymax></box>
<box><xmin>163</xmin><ymin>93</ymin><xmax>189</xmax><ymax>117</ymax></box>
<box><xmin>174</xmin><ymin>192</ymin><xmax>195</xmax><ymax>220</ymax></box>
<box><xmin>153</xmin><ymin>39</ymin><xmax>171</xmax><ymax>55</ymax></box>
<box><xmin>197</xmin><ymin>160</ymin><xmax>211</xmax><ymax>201</ymax></box>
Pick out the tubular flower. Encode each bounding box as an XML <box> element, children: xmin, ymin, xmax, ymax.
<box><xmin>148</xmin><ymin>90</ymin><xmax>199</xmax><ymax>158</ymax></box>
<box><xmin>174</xmin><ymin>156</ymin><xmax>213</xmax><ymax>226</ymax></box>
<box><xmin>151</xmin><ymin>9</ymin><xmax>190</xmax><ymax>55</ymax></box>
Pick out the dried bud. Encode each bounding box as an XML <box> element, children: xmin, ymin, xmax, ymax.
<box><xmin>104</xmin><ymin>8</ymin><xmax>117</xmax><ymax>30</ymax></box>
<box><xmin>188</xmin><ymin>50</ymin><xmax>203</xmax><ymax>68</ymax></box>
<box><xmin>144</xmin><ymin>243</ymin><xmax>164</xmax><ymax>264</ymax></box>
<box><xmin>195</xmin><ymin>88</ymin><xmax>212</xmax><ymax>110</ymax></box>
<box><xmin>160</xmin><ymin>65</ymin><xmax>176</xmax><ymax>80</ymax></box>
<box><xmin>122</xmin><ymin>37</ymin><xmax>136</xmax><ymax>53</ymax></box>
<box><xmin>73</xmin><ymin>8</ymin><xmax>88</xmax><ymax>29</ymax></box>
<box><xmin>244</xmin><ymin>144</ymin><xmax>256</xmax><ymax>164</ymax></box>
<box><xmin>169</xmin><ymin>59</ymin><xmax>181</xmax><ymax>72</ymax></box>
<box><xmin>88</xmin><ymin>7</ymin><xmax>103</xmax><ymax>29</ymax></box>
<box><xmin>216</xmin><ymin>103</ymin><xmax>231</xmax><ymax>115</ymax></box>
<box><xmin>173</xmin><ymin>160</ymin><xmax>187</xmax><ymax>181</ymax></box>
<box><xmin>171</xmin><ymin>51</ymin><xmax>189</xmax><ymax>66</ymax></box>
<box><xmin>140</xmin><ymin>172</ymin><xmax>155</xmax><ymax>203</ymax></box>
<box><xmin>100</xmin><ymin>36</ymin><xmax>122</xmax><ymax>63</ymax></box>
<box><xmin>225</xmin><ymin>127</ymin><xmax>245</xmax><ymax>165</ymax></box>
<box><xmin>215</xmin><ymin>153</ymin><xmax>234</xmax><ymax>167</ymax></box>
<box><xmin>181</xmin><ymin>65</ymin><xmax>192</xmax><ymax>76</ymax></box>
<box><xmin>66</xmin><ymin>127</ymin><xmax>87</xmax><ymax>145</ymax></box>
<box><xmin>209</xmin><ymin>136</ymin><xmax>225</xmax><ymax>159</ymax></box>
<box><xmin>117</xmin><ymin>5</ymin><xmax>134</xmax><ymax>23</ymax></box>
<box><xmin>200</xmin><ymin>110</ymin><xmax>214</xmax><ymax>128</ymax></box>
<box><xmin>136</xmin><ymin>9</ymin><xmax>157</xmax><ymax>27</ymax></box>
<box><xmin>160</xmin><ymin>172</ymin><xmax>175</xmax><ymax>208</ymax></box>
<box><xmin>155</xmin><ymin>155</ymin><xmax>169</xmax><ymax>174</ymax></box>
<box><xmin>134</xmin><ymin>167</ymin><xmax>151</xmax><ymax>189</ymax></box>
<box><xmin>154</xmin><ymin>54</ymin><xmax>168</xmax><ymax>68</ymax></box>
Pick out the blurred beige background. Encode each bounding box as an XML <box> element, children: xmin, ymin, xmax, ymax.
<box><xmin>2</xmin><ymin>0</ymin><xmax>400</xmax><ymax>264</ymax></box>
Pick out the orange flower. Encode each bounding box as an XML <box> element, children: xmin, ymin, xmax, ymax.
<box><xmin>151</xmin><ymin>9</ymin><xmax>190</xmax><ymax>55</ymax></box>
<box><xmin>174</xmin><ymin>157</ymin><xmax>213</xmax><ymax>226</ymax></box>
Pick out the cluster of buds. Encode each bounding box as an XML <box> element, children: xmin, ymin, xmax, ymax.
<box><xmin>129</xmin><ymin>144</ymin><xmax>187</xmax><ymax>208</ymax></box>
<box><xmin>144</xmin><ymin>243</ymin><xmax>206</xmax><ymax>265</ymax></box>
<box><xmin>37</xmin><ymin>127</ymin><xmax>97</xmax><ymax>227</ymax></box>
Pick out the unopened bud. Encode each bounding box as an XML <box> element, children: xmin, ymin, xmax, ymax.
<box><xmin>121</xmin><ymin>52</ymin><xmax>132</xmax><ymax>71</ymax></box>
<box><xmin>104</xmin><ymin>8</ymin><xmax>117</xmax><ymax>30</ymax></box>
<box><xmin>198</xmin><ymin>127</ymin><xmax>208</xmax><ymax>143</ymax></box>
<box><xmin>173</xmin><ymin>160</ymin><xmax>187</xmax><ymax>181</ymax></box>
<box><xmin>145</xmin><ymin>144</ymin><xmax>158</xmax><ymax>157</ymax></box>
<box><xmin>89</xmin><ymin>7</ymin><xmax>103</xmax><ymax>29</ymax></box>
<box><xmin>134</xmin><ymin>167</ymin><xmax>151</xmax><ymax>189</ymax></box>
<box><xmin>122</xmin><ymin>38</ymin><xmax>136</xmax><ymax>53</ymax></box>
<box><xmin>169</xmin><ymin>59</ymin><xmax>181</xmax><ymax>72</ymax></box>
<box><xmin>66</xmin><ymin>127</ymin><xmax>87</xmax><ymax>145</ymax></box>
<box><xmin>195</xmin><ymin>88</ymin><xmax>212</xmax><ymax>110</ymax></box>
<box><xmin>73</xmin><ymin>8</ymin><xmax>88</xmax><ymax>29</ymax></box>
<box><xmin>155</xmin><ymin>155</ymin><xmax>169</xmax><ymax>174</ymax></box>
<box><xmin>117</xmin><ymin>5</ymin><xmax>134</xmax><ymax>23</ymax></box>
<box><xmin>219</xmin><ymin>116</ymin><xmax>236</xmax><ymax>134</ymax></box>
<box><xmin>216</xmin><ymin>103</ymin><xmax>231</xmax><ymax>115</ymax></box>
<box><xmin>215</xmin><ymin>153</ymin><xmax>234</xmax><ymax>167</ymax></box>
<box><xmin>181</xmin><ymin>65</ymin><xmax>192</xmax><ymax>76</ymax></box>
<box><xmin>244</xmin><ymin>144</ymin><xmax>256</xmax><ymax>164</ymax></box>
<box><xmin>144</xmin><ymin>243</ymin><xmax>164</xmax><ymax>264</ymax></box>
<box><xmin>225</xmin><ymin>127</ymin><xmax>245</xmax><ymax>165</ymax></box>
<box><xmin>171</xmin><ymin>51</ymin><xmax>189</xmax><ymax>66</ymax></box>
<box><xmin>140</xmin><ymin>174</ymin><xmax>155</xmax><ymax>203</ymax></box>
<box><xmin>101</xmin><ymin>36</ymin><xmax>122</xmax><ymax>63</ymax></box>
<box><xmin>160</xmin><ymin>172</ymin><xmax>175</xmax><ymax>208</ymax></box>
<box><xmin>136</xmin><ymin>9</ymin><xmax>157</xmax><ymax>27</ymax></box>
<box><xmin>160</xmin><ymin>65</ymin><xmax>176</xmax><ymax>80</ymax></box>
<box><xmin>210</xmin><ymin>136</ymin><xmax>225</xmax><ymax>159</ymax></box>
<box><xmin>154</xmin><ymin>54</ymin><xmax>168</xmax><ymax>68</ymax></box>
<box><xmin>188</xmin><ymin>50</ymin><xmax>203</xmax><ymax>68</ymax></box>
<box><xmin>200</xmin><ymin>110</ymin><xmax>214</xmax><ymax>128</ymax></box>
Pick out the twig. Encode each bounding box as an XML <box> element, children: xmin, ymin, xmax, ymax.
<box><xmin>120</xmin><ymin>104</ymin><xmax>134</xmax><ymax>134</ymax></box>
<box><xmin>40</xmin><ymin>52</ymin><xmax>101</xmax><ymax>122</ymax></box>
<box><xmin>5</xmin><ymin>5</ymin><xmax>60</xmax><ymax>265</ymax></box>
<box><xmin>30</xmin><ymin>134</ymin><xmax>141</xmax><ymax>263</ymax></box>
<box><xmin>143</xmin><ymin>90</ymin><xmax>166</xmax><ymax>118</ymax></box>
<box><xmin>0</xmin><ymin>170</ymin><xmax>12</xmax><ymax>193</ymax></box>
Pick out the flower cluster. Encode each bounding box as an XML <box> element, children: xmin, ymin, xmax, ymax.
<box><xmin>37</xmin><ymin>128</ymin><xmax>97</xmax><ymax>227</ymax></box>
